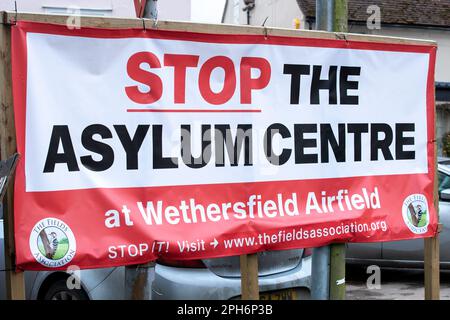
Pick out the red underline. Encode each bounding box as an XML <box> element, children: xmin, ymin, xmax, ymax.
<box><xmin>126</xmin><ymin>108</ymin><xmax>262</xmax><ymax>113</ymax></box>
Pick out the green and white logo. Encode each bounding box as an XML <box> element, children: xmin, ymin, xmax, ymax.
<box><xmin>402</xmin><ymin>194</ymin><xmax>429</xmax><ymax>234</ymax></box>
<box><xmin>30</xmin><ymin>218</ymin><xmax>76</xmax><ymax>268</ymax></box>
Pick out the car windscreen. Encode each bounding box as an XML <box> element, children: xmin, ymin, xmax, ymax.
<box><xmin>438</xmin><ymin>170</ymin><xmax>450</xmax><ymax>193</ymax></box>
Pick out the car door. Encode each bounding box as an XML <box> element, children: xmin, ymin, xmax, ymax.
<box><xmin>438</xmin><ymin>200</ymin><xmax>450</xmax><ymax>263</ymax></box>
<box><xmin>346</xmin><ymin>242</ymin><xmax>382</xmax><ymax>260</ymax></box>
<box><xmin>382</xmin><ymin>238</ymin><xmax>424</xmax><ymax>262</ymax></box>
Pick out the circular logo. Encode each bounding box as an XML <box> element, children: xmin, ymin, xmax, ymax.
<box><xmin>402</xmin><ymin>194</ymin><xmax>429</xmax><ymax>234</ymax></box>
<box><xmin>29</xmin><ymin>218</ymin><xmax>76</xmax><ymax>268</ymax></box>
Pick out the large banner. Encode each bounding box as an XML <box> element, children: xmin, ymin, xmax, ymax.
<box><xmin>11</xmin><ymin>22</ymin><xmax>437</xmax><ymax>270</ymax></box>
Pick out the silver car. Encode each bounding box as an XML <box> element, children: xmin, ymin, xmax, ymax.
<box><xmin>347</xmin><ymin>158</ymin><xmax>450</xmax><ymax>269</ymax></box>
<box><xmin>0</xmin><ymin>215</ymin><xmax>311</xmax><ymax>299</ymax></box>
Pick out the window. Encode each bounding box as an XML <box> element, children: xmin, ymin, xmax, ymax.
<box><xmin>42</xmin><ymin>6</ymin><xmax>113</xmax><ymax>16</ymax></box>
<box><xmin>438</xmin><ymin>170</ymin><xmax>450</xmax><ymax>193</ymax></box>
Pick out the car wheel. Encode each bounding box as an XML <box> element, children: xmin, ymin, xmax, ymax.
<box><xmin>43</xmin><ymin>279</ymin><xmax>89</xmax><ymax>300</ymax></box>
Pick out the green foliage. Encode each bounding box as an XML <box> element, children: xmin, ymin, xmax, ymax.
<box><xmin>52</xmin><ymin>243</ymin><xmax>69</xmax><ymax>260</ymax></box>
<box><xmin>58</xmin><ymin>237</ymin><xmax>69</xmax><ymax>245</ymax></box>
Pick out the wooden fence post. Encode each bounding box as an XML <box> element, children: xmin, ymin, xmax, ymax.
<box><xmin>0</xmin><ymin>19</ymin><xmax>26</xmax><ymax>300</ymax></box>
<box><xmin>240</xmin><ymin>253</ymin><xmax>259</xmax><ymax>300</ymax></box>
<box><xmin>328</xmin><ymin>0</ymin><xmax>348</xmax><ymax>300</ymax></box>
<box><xmin>424</xmin><ymin>233</ymin><xmax>440</xmax><ymax>299</ymax></box>
<box><xmin>424</xmin><ymin>116</ymin><xmax>440</xmax><ymax>300</ymax></box>
<box><xmin>124</xmin><ymin>262</ymin><xmax>155</xmax><ymax>299</ymax></box>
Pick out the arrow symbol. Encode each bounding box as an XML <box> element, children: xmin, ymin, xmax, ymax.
<box><xmin>210</xmin><ymin>238</ymin><xmax>219</xmax><ymax>249</ymax></box>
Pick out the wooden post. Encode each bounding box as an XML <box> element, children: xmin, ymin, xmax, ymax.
<box><xmin>0</xmin><ymin>20</ymin><xmax>26</xmax><ymax>300</ymax></box>
<box><xmin>240</xmin><ymin>253</ymin><xmax>259</xmax><ymax>300</ymax></box>
<box><xmin>328</xmin><ymin>0</ymin><xmax>347</xmax><ymax>300</ymax></box>
<box><xmin>424</xmin><ymin>234</ymin><xmax>440</xmax><ymax>299</ymax></box>
<box><xmin>424</xmin><ymin>99</ymin><xmax>440</xmax><ymax>300</ymax></box>
<box><xmin>124</xmin><ymin>262</ymin><xmax>155</xmax><ymax>300</ymax></box>
<box><xmin>329</xmin><ymin>244</ymin><xmax>346</xmax><ymax>300</ymax></box>
<box><xmin>333</xmin><ymin>0</ymin><xmax>348</xmax><ymax>33</ymax></box>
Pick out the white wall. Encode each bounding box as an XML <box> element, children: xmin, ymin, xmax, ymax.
<box><xmin>0</xmin><ymin>0</ymin><xmax>137</xmax><ymax>17</ymax></box>
<box><xmin>0</xmin><ymin>0</ymin><xmax>193</xmax><ymax>20</ymax></box>
<box><xmin>349</xmin><ymin>25</ymin><xmax>450</xmax><ymax>83</ymax></box>
<box><xmin>191</xmin><ymin>0</ymin><xmax>225</xmax><ymax>23</ymax></box>
<box><xmin>158</xmin><ymin>0</ymin><xmax>191</xmax><ymax>21</ymax></box>
<box><xmin>223</xmin><ymin>0</ymin><xmax>303</xmax><ymax>29</ymax></box>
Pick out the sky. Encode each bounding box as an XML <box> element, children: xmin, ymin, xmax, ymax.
<box><xmin>191</xmin><ymin>0</ymin><xmax>227</xmax><ymax>23</ymax></box>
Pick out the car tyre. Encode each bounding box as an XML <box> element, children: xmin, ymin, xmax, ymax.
<box><xmin>43</xmin><ymin>279</ymin><xmax>89</xmax><ymax>300</ymax></box>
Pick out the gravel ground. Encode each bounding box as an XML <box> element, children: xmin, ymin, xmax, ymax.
<box><xmin>346</xmin><ymin>266</ymin><xmax>450</xmax><ymax>300</ymax></box>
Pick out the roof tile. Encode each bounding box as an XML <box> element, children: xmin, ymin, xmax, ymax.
<box><xmin>297</xmin><ymin>0</ymin><xmax>450</xmax><ymax>28</ymax></box>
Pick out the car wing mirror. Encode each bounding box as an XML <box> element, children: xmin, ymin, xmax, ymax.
<box><xmin>440</xmin><ymin>189</ymin><xmax>450</xmax><ymax>201</ymax></box>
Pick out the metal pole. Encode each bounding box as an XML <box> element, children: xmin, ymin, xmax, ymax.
<box><xmin>312</xmin><ymin>0</ymin><xmax>348</xmax><ymax>301</ymax></box>
<box><xmin>311</xmin><ymin>246</ymin><xmax>330</xmax><ymax>299</ymax></box>
<box><xmin>310</xmin><ymin>0</ymin><xmax>335</xmax><ymax>300</ymax></box>
<box><xmin>315</xmin><ymin>0</ymin><xmax>334</xmax><ymax>31</ymax></box>
<box><xmin>143</xmin><ymin>0</ymin><xmax>158</xmax><ymax>20</ymax></box>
